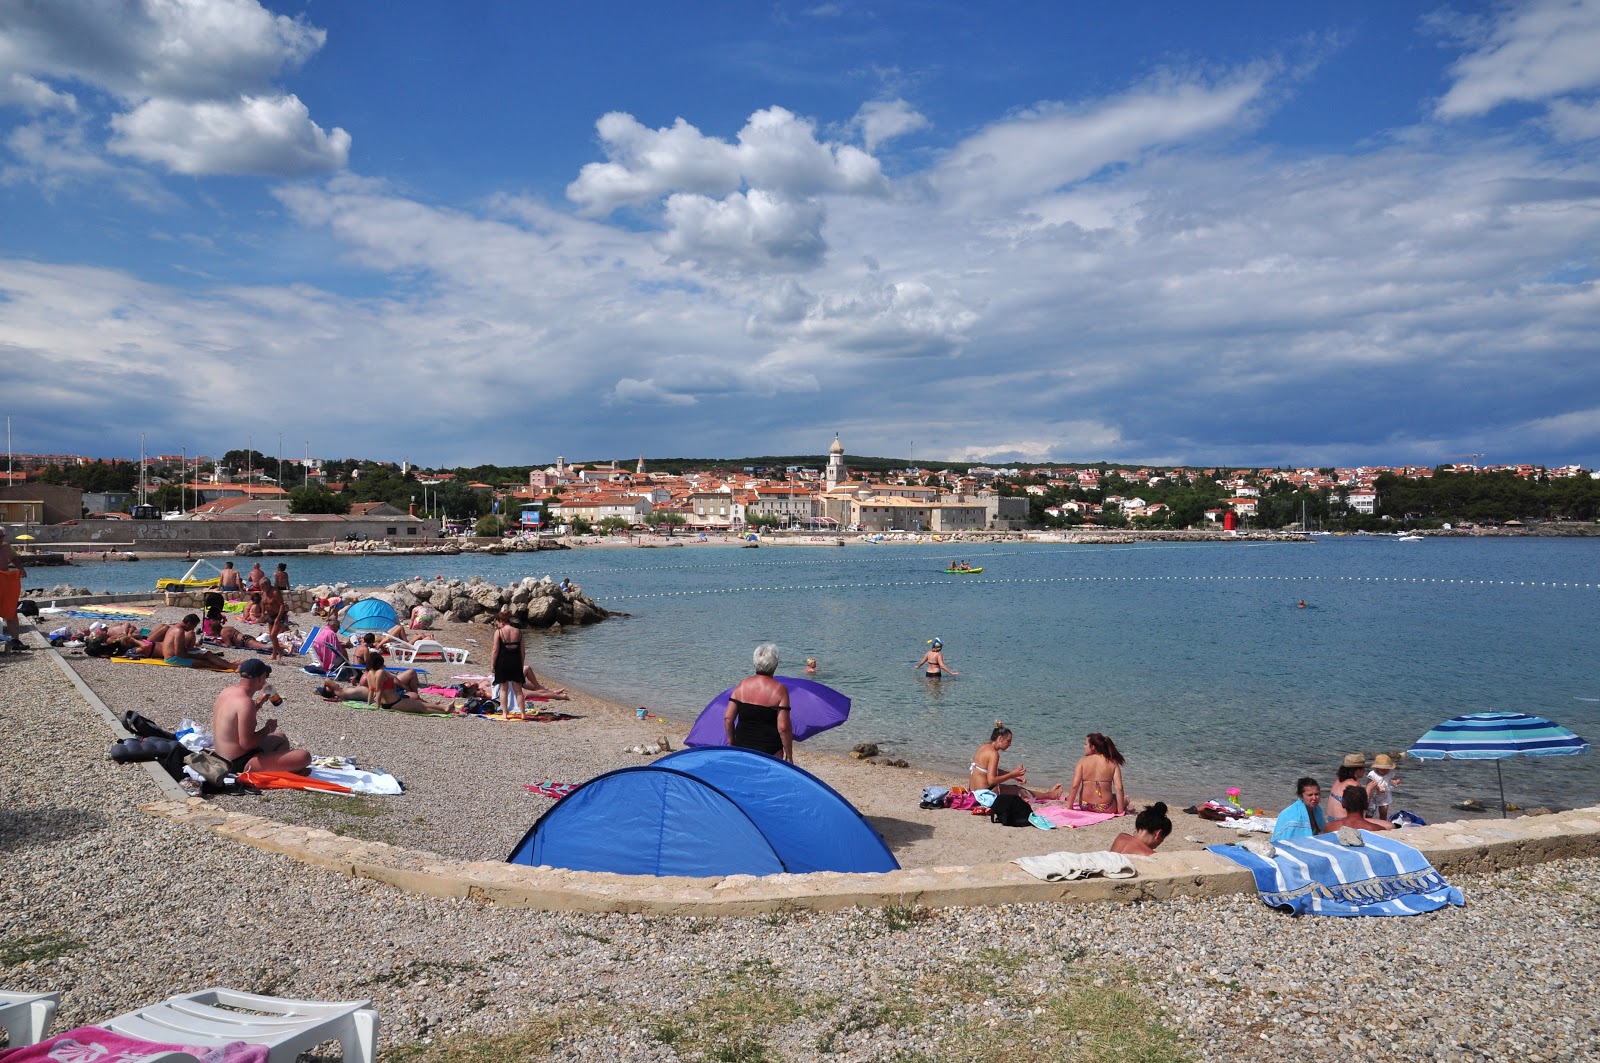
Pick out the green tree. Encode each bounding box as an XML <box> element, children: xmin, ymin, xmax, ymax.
<box><xmin>598</xmin><ymin>516</ymin><xmax>631</xmax><ymax>535</ymax></box>
<box><xmin>645</xmin><ymin>511</ymin><xmax>687</xmax><ymax>536</ymax></box>
<box><xmin>474</xmin><ymin>514</ymin><xmax>508</xmax><ymax>537</ymax></box>
<box><xmin>288</xmin><ymin>486</ymin><xmax>352</xmax><ymax>514</ymax></box>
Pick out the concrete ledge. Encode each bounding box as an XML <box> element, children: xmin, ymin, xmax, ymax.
<box><xmin>140</xmin><ymin>797</ymin><xmax>1600</xmax><ymax>915</ymax></box>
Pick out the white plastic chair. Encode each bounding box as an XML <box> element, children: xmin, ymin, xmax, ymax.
<box><xmin>101</xmin><ymin>987</ymin><xmax>378</xmax><ymax>1063</ymax></box>
<box><xmin>0</xmin><ymin>989</ymin><xmax>59</xmax><ymax>1046</ymax></box>
<box><xmin>387</xmin><ymin>638</ymin><xmax>469</xmax><ymax>664</ymax></box>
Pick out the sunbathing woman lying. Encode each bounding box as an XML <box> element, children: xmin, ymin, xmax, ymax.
<box><xmin>353</xmin><ymin>656</ymin><xmax>464</xmax><ymax>715</ymax></box>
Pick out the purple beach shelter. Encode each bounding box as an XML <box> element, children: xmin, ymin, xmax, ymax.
<box><xmin>684</xmin><ymin>676</ymin><xmax>851</xmax><ymax>747</ymax></box>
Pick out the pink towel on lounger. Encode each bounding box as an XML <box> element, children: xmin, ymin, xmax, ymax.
<box><xmin>1032</xmin><ymin>806</ymin><xmax>1119</xmax><ymax>829</ymax></box>
<box><xmin>0</xmin><ymin>1026</ymin><xmax>269</xmax><ymax>1062</ymax></box>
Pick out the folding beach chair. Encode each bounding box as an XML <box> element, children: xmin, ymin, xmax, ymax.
<box><xmin>0</xmin><ymin>989</ymin><xmax>59</xmax><ymax>1046</ymax></box>
<box><xmin>101</xmin><ymin>987</ymin><xmax>378</xmax><ymax>1063</ymax></box>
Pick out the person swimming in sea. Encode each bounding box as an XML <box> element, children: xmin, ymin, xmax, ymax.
<box><xmin>914</xmin><ymin>638</ymin><xmax>958</xmax><ymax>678</ymax></box>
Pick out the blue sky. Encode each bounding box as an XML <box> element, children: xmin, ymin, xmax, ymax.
<box><xmin>3</xmin><ymin>0</ymin><xmax>1599</xmax><ymax>470</ymax></box>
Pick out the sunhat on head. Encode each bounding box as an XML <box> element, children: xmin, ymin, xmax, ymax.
<box><xmin>1342</xmin><ymin>752</ymin><xmax>1369</xmax><ymax>768</ymax></box>
<box><xmin>1373</xmin><ymin>753</ymin><xmax>1396</xmax><ymax>770</ymax></box>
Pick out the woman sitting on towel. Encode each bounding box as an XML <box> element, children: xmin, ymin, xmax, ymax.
<box><xmin>1068</xmin><ymin>732</ymin><xmax>1130</xmax><ymax>815</ymax></box>
<box><xmin>1319</xmin><ymin>780</ymin><xmax>1393</xmax><ymax>834</ymax></box>
<box><xmin>970</xmin><ymin>721</ymin><xmax>1064</xmax><ymax>801</ymax></box>
<box><xmin>1110</xmin><ymin>802</ymin><xmax>1172</xmax><ymax>856</ymax></box>
<box><xmin>358</xmin><ymin>655</ymin><xmax>463</xmax><ymax>715</ymax></box>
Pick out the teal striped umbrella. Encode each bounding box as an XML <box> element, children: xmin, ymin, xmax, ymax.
<box><xmin>1408</xmin><ymin>711</ymin><xmax>1590</xmax><ymax>817</ymax></box>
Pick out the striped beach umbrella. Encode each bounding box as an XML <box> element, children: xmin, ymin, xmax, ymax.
<box><xmin>1408</xmin><ymin>711</ymin><xmax>1590</xmax><ymax>817</ymax></box>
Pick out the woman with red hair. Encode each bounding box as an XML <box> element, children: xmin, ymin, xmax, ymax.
<box><xmin>1068</xmin><ymin>732</ymin><xmax>1130</xmax><ymax>815</ymax></box>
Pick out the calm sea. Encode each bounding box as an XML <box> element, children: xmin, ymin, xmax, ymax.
<box><xmin>37</xmin><ymin>537</ymin><xmax>1600</xmax><ymax>820</ymax></box>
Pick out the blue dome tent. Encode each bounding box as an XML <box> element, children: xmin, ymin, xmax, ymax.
<box><xmin>507</xmin><ymin>747</ymin><xmax>899</xmax><ymax>877</ymax></box>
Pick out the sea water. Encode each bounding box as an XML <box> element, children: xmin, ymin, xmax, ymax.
<box><xmin>41</xmin><ymin>536</ymin><xmax>1600</xmax><ymax>820</ymax></box>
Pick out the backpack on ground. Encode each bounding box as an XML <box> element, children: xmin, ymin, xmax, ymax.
<box><xmin>919</xmin><ymin>785</ymin><xmax>951</xmax><ymax>809</ymax></box>
<box><xmin>990</xmin><ymin>793</ymin><xmax>1033</xmax><ymax>827</ymax></box>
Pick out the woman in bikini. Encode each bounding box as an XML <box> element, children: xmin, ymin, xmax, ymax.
<box><xmin>723</xmin><ymin>643</ymin><xmax>792</xmax><ymax>762</ymax></box>
<box><xmin>969</xmin><ymin>721</ymin><xmax>1064</xmax><ymax>800</ymax></box>
<box><xmin>359</xmin><ymin>655</ymin><xmax>461</xmax><ymax>715</ymax></box>
<box><xmin>1110</xmin><ymin>802</ymin><xmax>1172</xmax><ymax>856</ymax></box>
<box><xmin>914</xmin><ymin>638</ymin><xmax>958</xmax><ymax>678</ymax></box>
<box><xmin>1068</xmin><ymin>732</ymin><xmax>1130</xmax><ymax>815</ymax></box>
<box><xmin>491</xmin><ymin>609</ymin><xmax>526</xmax><ymax>719</ymax></box>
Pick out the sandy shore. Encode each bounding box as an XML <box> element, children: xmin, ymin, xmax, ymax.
<box><xmin>57</xmin><ymin>595</ymin><xmax>1260</xmax><ymax>869</ymax></box>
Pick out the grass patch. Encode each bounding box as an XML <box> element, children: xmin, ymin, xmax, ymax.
<box><xmin>649</xmin><ymin>958</ymin><xmax>809</xmax><ymax>1061</ymax></box>
<box><xmin>880</xmin><ymin>903</ymin><xmax>934</xmax><ymax>932</ymax></box>
<box><xmin>0</xmin><ymin>932</ymin><xmax>85</xmax><ymax>968</ymax></box>
<box><xmin>937</xmin><ymin>974</ymin><xmax>1190</xmax><ymax>1063</ymax></box>
<box><xmin>387</xmin><ymin>1011</ymin><xmax>592</xmax><ymax>1063</ymax></box>
<box><xmin>299</xmin><ymin>793</ymin><xmax>385</xmax><ymax>818</ymax></box>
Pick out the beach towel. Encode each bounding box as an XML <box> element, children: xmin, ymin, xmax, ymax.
<box><xmin>337</xmin><ymin>699</ymin><xmax>458</xmax><ymax>718</ymax></box>
<box><xmin>1013</xmin><ymin>851</ymin><xmax>1136</xmax><ymax>881</ymax></box>
<box><xmin>0</xmin><ymin>1027</ymin><xmax>268</xmax><ymax>1063</ymax></box>
<box><xmin>523</xmin><ymin>780</ymin><xmax>579</xmax><ymax>799</ymax></box>
<box><xmin>1214</xmin><ymin>814</ymin><xmax>1278</xmax><ymax>834</ymax></box>
<box><xmin>236</xmin><ymin>770</ymin><xmax>354</xmax><ymax>793</ymax></box>
<box><xmin>1028</xmin><ymin>806</ymin><xmax>1119</xmax><ymax>830</ymax></box>
<box><xmin>310</xmin><ymin>763</ymin><xmax>403</xmax><ymax>795</ymax></box>
<box><xmin>485</xmin><ymin>710</ymin><xmax>575</xmax><ymax>722</ymax></box>
<box><xmin>1207</xmin><ymin>832</ymin><xmax>1465</xmax><ymax>917</ymax></box>
<box><xmin>112</xmin><ymin>655</ymin><xmax>236</xmax><ymax>671</ymax></box>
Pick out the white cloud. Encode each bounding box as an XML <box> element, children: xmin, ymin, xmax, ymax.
<box><xmin>1545</xmin><ymin>97</ymin><xmax>1600</xmax><ymax>140</ymax></box>
<box><xmin>610</xmin><ymin>378</ymin><xmax>699</xmax><ymax>406</ymax></box>
<box><xmin>853</xmin><ymin>98</ymin><xmax>929</xmax><ymax>152</ymax></box>
<box><xmin>109</xmin><ymin>94</ymin><xmax>349</xmax><ymax>176</ymax></box>
<box><xmin>569</xmin><ymin>106</ymin><xmax>885</xmax><ymax>215</ymax></box>
<box><xmin>0</xmin><ymin>0</ymin><xmax>325</xmax><ymax>101</ymax></box>
<box><xmin>0</xmin><ymin>73</ymin><xmax>76</xmax><ymax>112</ymax></box>
<box><xmin>1435</xmin><ymin>0</ymin><xmax>1600</xmax><ymax>118</ymax></box>
<box><xmin>934</xmin><ymin>71</ymin><xmax>1271</xmax><ymax>209</ymax></box>
<box><xmin>0</xmin><ymin>0</ymin><xmax>344</xmax><ymax>181</ymax></box>
<box><xmin>659</xmin><ymin>189</ymin><xmax>826</xmax><ymax>270</ymax></box>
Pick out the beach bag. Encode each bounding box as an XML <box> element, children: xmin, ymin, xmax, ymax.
<box><xmin>990</xmin><ymin>793</ymin><xmax>1033</xmax><ymax>827</ymax></box>
<box><xmin>121</xmin><ymin>710</ymin><xmax>176</xmax><ymax>741</ymax></box>
<box><xmin>185</xmin><ymin>749</ymin><xmax>232</xmax><ymax>785</ymax></box>
<box><xmin>946</xmin><ymin>790</ymin><xmax>976</xmax><ymax>810</ymax></box>
<box><xmin>919</xmin><ymin>785</ymin><xmax>951</xmax><ymax>809</ymax></box>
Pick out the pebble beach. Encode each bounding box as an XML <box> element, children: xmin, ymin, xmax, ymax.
<box><xmin>5</xmin><ymin>607</ymin><xmax>1600</xmax><ymax>1061</ymax></box>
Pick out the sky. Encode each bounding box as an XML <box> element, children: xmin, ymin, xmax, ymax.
<box><xmin>2</xmin><ymin>0</ymin><xmax>1599</xmax><ymax>471</ymax></box>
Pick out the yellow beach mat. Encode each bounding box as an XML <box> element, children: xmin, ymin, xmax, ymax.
<box><xmin>77</xmin><ymin>604</ymin><xmax>155</xmax><ymax>616</ymax></box>
<box><xmin>482</xmin><ymin>710</ymin><xmax>577</xmax><ymax>722</ymax></box>
<box><xmin>111</xmin><ymin>656</ymin><xmax>237</xmax><ymax>672</ymax></box>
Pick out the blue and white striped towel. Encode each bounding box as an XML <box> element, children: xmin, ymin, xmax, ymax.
<box><xmin>1208</xmin><ymin>832</ymin><xmax>1465</xmax><ymax>917</ymax></box>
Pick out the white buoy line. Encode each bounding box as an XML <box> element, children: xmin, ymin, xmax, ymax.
<box><xmin>603</xmin><ymin>572</ymin><xmax>1600</xmax><ymax>600</ymax></box>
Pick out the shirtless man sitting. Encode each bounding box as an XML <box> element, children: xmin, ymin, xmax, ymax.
<box><xmin>218</xmin><ymin>560</ymin><xmax>244</xmax><ymax>600</ymax></box>
<box><xmin>1318</xmin><ymin>781</ymin><xmax>1394</xmax><ymax>834</ymax></box>
<box><xmin>213</xmin><ymin>659</ymin><xmax>310</xmax><ymax>773</ymax></box>
<box><xmin>158</xmin><ymin>614</ymin><xmax>233</xmax><ymax>669</ymax></box>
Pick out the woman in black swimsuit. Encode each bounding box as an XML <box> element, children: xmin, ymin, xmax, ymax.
<box><xmin>491</xmin><ymin>609</ymin><xmax>526</xmax><ymax>719</ymax></box>
<box><xmin>722</xmin><ymin>643</ymin><xmax>793</xmax><ymax>762</ymax></box>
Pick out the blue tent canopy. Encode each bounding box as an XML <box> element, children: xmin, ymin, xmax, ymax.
<box><xmin>507</xmin><ymin>747</ymin><xmax>899</xmax><ymax>877</ymax></box>
<box><xmin>340</xmin><ymin>598</ymin><xmax>399</xmax><ymax>634</ymax></box>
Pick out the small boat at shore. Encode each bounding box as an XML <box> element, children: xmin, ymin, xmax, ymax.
<box><xmin>1397</xmin><ymin>534</ymin><xmax>1425</xmax><ymax>542</ymax></box>
<box><xmin>155</xmin><ymin>557</ymin><xmax>225</xmax><ymax>591</ymax></box>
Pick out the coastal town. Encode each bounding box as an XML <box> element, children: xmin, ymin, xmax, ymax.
<box><xmin>3</xmin><ymin>434</ymin><xmax>1597</xmax><ymax>551</ymax></box>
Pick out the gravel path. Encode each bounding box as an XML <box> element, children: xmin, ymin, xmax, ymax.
<box><xmin>5</xmin><ymin>629</ymin><xmax>1600</xmax><ymax>1061</ymax></box>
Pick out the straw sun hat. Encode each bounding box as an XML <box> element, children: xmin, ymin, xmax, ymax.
<box><xmin>1341</xmin><ymin>752</ymin><xmax>1368</xmax><ymax>768</ymax></box>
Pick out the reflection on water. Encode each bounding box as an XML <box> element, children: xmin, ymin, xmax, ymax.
<box><xmin>47</xmin><ymin>537</ymin><xmax>1600</xmax><ymax>818</ymax></box>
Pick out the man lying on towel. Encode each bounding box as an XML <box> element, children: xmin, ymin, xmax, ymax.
<box><xmin>213</xmin><ymin>659</ymin><xmax>311</xmax><ymax>774</ymax></box>
<box><xmin>158</xmin><ymin>613</ymin><xmax>234</xmax><ymax>669</ymax></box>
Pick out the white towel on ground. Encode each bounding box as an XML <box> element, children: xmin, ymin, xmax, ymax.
<box><xmin>1013</xmin><ymin>850</ymin><xmax>1136</xmax><ymax>881</ymax></box>
<box><xmin>309</xmin><ymin>764</ymin><xmax>403</xmax><ymax>795</ymax></box>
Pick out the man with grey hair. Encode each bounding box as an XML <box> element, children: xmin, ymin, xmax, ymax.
<box><xmin>723</xmin><ymin>642</ymin><xmax>793</xmax><ymax>762</ymax></box>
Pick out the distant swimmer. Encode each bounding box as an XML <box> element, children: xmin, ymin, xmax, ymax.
<box><xmin>1298</xmin><ymin>600</ymin><xmax>1307</xmax><ymax>609</ymax></box>
<box><xmin>915</xmin><ymin>637</ymin><xmax>958</xmax><ymax>678</ymax></box>
<box><xmin>805</xmin><ymin>657</ymin><xmax>818</xmax><ymax>674</ymax></box>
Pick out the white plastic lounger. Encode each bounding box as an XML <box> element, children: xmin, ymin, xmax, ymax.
<box><xmin>387</xmin><ymin>638</ymin><xmax>469</xmax><ymax>664</ymax></box>
<box><xmin>0</xmin><ymin>989</ymin><xmax>59</xmax><ymax>1046</ymax></box>
<box><xmin>101</xmin><ymin>987</ymin><xmax>378</xmax><ymax>1063</ymax></box>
